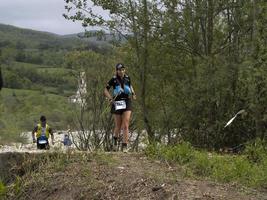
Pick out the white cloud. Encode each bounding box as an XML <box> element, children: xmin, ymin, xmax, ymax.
<box><xmin>0</xmin><ymin>0</ymin><xmax>88</xmax><ymax>34</ymax></box>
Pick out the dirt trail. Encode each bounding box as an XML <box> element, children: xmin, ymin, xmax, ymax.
<box><xmin>4</xmin><ymin>152</ymin><xmax>266</xmax><ymax>200</ymax></box>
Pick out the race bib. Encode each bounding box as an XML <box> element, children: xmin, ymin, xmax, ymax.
<box><xmin>114</xmin><ymin>100</ymin><xmax>126</xmax><ymax>110</ymax></box>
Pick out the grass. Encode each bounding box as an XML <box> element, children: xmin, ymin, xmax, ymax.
<box><xmin>93</xmin><ymin>152</ymin><xmax>118</xmax><ymax>167</ymax></box>
<box><xmin>36</xmin><ymin>67</ymin><xmax>75</xmax><ymax>74</ymax></box>
<box><xmin>0</xmin><ymin>88</ymin><xmax>75</xmax><ymax>143</ymax></box>
<box><xmin>3</xmin><ymin>151</ymin><xmax>116</xmax><ymax>199</ymax></box>
<box><xmin>0</xmin><ymin>181</ymin><xmax>7</xmax><ymax>198</ymax></box>
<box><xmin>2</xmin><ymin>152</ymin><xmax>71</xmax><ymax>199</ymax></box>
<box><xmin>3</xmin><ymin>61</ymin><xmax>77</xmax><ymax>94</ymax></box>
<box><xmin>11</xmin><ymin>61</ymin><xmax>76</xmax><ymax>80</ymax></box>
<box><xmin>145</xmin><ymin>139</ymin><xmax>267</xmax><ymax>188</ymax></box>
<box><xmin>12</xmin><ymin>61</ymin><xmax>54</xmax><ymax>69</ymax></box>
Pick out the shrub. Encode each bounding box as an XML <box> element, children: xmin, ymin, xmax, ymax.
<box><xmin>190</xmin><ymin>151</ymin><xmax>212</xmax><ymax>176</ymax></box>
<box><xmin>0</xmin><ymin>181</ymin><xmax>7</xmax><ymax>198</ymax></box>
<box><xmin>244</xmin><ymin>138</ymin><xmax>267</xmax><ymax>163</ymax></box>
<box><xmin>145</xmin><ymin>140</ymin><xmax>267</xmax><ymax>188</ymax></box>
<box><xmin>146</xmin><ymin>142</ymin><xmax>195</xmax><ymax>164</ymax></box>
<box><xmin>163</xmin><ymin>142</ymin><xmax>194</xmax><ymax>164</ymax></box>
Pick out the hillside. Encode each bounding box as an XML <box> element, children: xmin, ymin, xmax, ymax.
<box><xmin>63</xmin><ymin>30</ymin><xmax>127</xmax><ymax>44</ymax></box>
<box><xmin>0</xmin><ymin>23</ymin><xmax>113</xmax><ymax>51</ymax></box>
<box><xmin>1</xmin><ymin>152</ymin><xmax>266</xmax><ymax>200</ymax></box>
<box><xmin>0</xmin><ymin>24</ymin><xmax>90</xmax><ymax>142</ymax></box>
<box><xmin>0</xmin><ymin>88</ymin><xmax>75</xmax><ymax>144</ymax></box>
<box><xmin>0</xmin><ymin>23</ymin><xmax>82</xmax><ymax>49</ymax></box>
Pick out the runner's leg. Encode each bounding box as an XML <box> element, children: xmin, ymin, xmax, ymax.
<box><xmin>113</xmin><ymin>114</ymin><xmax>122</xmax><ymax>148</ymax></box>
<box><xmin>121</xmin><ymin>111</ymin><xmax>131</xmax><ymax>144</ymax></box>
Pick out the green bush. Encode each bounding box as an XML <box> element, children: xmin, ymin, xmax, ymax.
<box><xmin>0</xmin><ymin>181</ymin><xmax>7</xmax><ymax>198</ymax></box>
<box><xmin>190</xmin><ymin>151</ymin><xmax>212</xmax><ymax>176</ymax></box>
<box><xmin>162</xmin><ymin>142</ymin><xmax>194</xmax><ymax>164</ymax></box>
<box><xmin>145</xmin><ymin>142</ymin><xmax>194</xmax><ymax>164</ymax></box>
<box><xmin>244</xmin><ymin>138</ymin><xmax>267</xmax><ymax>163</ymax></box>
<box><xmin>210</xmin><ymin>156</ymin><xmax>235</xmax><ymax>183</ymax></box>
<box><xmin>211</xmin><ymin>156</ymin><xmax>253</xmax><ymax>184</ymax></box>
<box><xmin>0</xmin><ymin>88</ymin><xmax>75</xmax><ymax>142</ymax></box>
<box><xmin>145</xmin><ymin>141</ymin><xmax>267</xmax><ymax>188</ymax></box>
<box><xmin>144</xmin><ymin>143</ymin><xmax>159</xmax><ymax>159</ymax></box>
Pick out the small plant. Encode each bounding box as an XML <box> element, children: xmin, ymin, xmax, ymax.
<box><xmin>244</xmin><ymin>138</ymin><xmax>267</xmax><ymax>163</ymax></box>
<box><xmin>144</xmin><ymin>142</ymin><xmax>161</xmax><ymax>159</ymax></box>
<box><xmin>145</xmin><ymin>142</ymin><xmax>194</xmax><ymax>164</ymax></box>
<box><xmin>190</xmin><ymin>151</ymin><xmax>212</xmax><ymax>176</ymax></box>
<box><xmin>0</xmin><ymin>181</ymin><xmax>7</xmax><ymax>198</ymax></box>
<box><xmin>145</xmin><ymin>140</ymin><xmax>267</xmax><ymax>188</ymax></box>
<box><xmin>162</xmin><ymin>142</ymin><xmax>194</xmax><ymax>164</ymax></box>
<box><xmin>13</xmin><ymin>176</ymin><xmax>22</xmax><ymax>195</ymax></box>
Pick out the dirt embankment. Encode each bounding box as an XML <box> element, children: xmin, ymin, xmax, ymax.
<box><xmin>0</xmin><ymin>153</ymin><xmax>30</xmax><ymax>184</ymax></box>
<box><xmin>2</xmin><ymin>152</ymin><xmax>267</xmax><ymax>200</ymax></box>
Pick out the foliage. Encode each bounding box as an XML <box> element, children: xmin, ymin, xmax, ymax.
<box><xmin>0</xmin><ymin>23</ymin><xmax>89</xmax><ymax>50</ymax></box>
<box><xmin>4</xmin><ymin>152</ymin><xmax>117</xmax><ymax>199</ymax></box>
<box><xmin>64</xmin><ymin>0</ymin><xmax>267</xmax><ymax>148</ymax></box>
<box><xmin>0</xmin><ymin>89</ymin><xmax>75</xmax><ymax>143</ymax></box>
<box><xmin>0</xmin><ymin>0</ymin><xmax>266</xmax><ymax>151</ymax></box>
<box><xmin>0</xmin><ymin>67</ymin><xmax>2</xmax><ymax>90</ymax></box>
<box><xmin>2</xmin><ymin>62</ymin><xmax>77</xmax><ymax>92</ymax></box>
<box><xmin>64</xmin><ymin>50</ymin><xmax>114</xmax><ymax>151</ymax></box>
<box><xmin>244</xmin><ymin>138</ymin><xmax>267</xmax><ymax>163</ymax></box>
<box><xmin>0</xmin><ymin>23</ymin><xmax>119</xmax><ymax>144</ymax></box>
<box><xmin>145</xmin><ymin>142</ymin><xmax>267</xmax><ymax>188</ymax></box>
<box><xmin>0</xmin><ymin>181</ymin><xmax>7</xmax><ymax>198</ymax></box>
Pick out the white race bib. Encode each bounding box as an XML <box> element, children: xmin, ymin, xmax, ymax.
<box><xmin>38</xmin><ymin>140</ymin><xmax>47</xmax><ymax>144</ymax></box>
<box><xmin>114</xmin><ymin>100</ymin><xmax>126</xmax><ymax>110</ymax></box>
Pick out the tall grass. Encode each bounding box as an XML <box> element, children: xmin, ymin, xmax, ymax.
<box><xmin>145</xmin><ymin>139</ymin><xmax>267</xmax><ymax>188</ymax></box>
<box><xmin>0</xmin><ymin>181</ymin><xmax>7</xmax><ymax>198</ymax></box>
<box><xmin>4</xmin><ymin>151</ymin><xmax>116</xmax><ymax>199</ymax></box>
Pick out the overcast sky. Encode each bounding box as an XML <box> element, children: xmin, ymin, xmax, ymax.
<box><xmin>0</xmin><ymin>0</ymin><xmax>105</xmax><ymax>35</ymax></box>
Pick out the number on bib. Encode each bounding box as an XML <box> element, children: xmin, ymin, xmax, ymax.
<box><xmin>115</xmin><ymin>100</ymin><xmax>126</xmax><ymax>110</ymax></box>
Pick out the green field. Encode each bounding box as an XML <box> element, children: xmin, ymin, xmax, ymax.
<box><xmin>0</xmin><ymin>88</ymin><xmax>75</xmax><ymax>144</ymax></box>
<box><xmin>12</xmin><ymin>61</ymin><xmax>55</xmax><ymax>69</ymax></box>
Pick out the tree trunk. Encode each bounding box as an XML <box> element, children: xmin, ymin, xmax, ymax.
<box><xmin>0</xmin><ymin>67</ymin><xmax>3</xmax><ymax>90</ymax></box>
<box><xmin>141</xmin><ymin>0</ymin><xmax>154</xmax><ymax>143</ymax></box>
<box><xmin>207</xmin><ymin>0</ymin><xmax>214</xmax><ymax>56</ymax></box>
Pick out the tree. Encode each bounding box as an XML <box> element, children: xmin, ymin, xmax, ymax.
<box><xmin>0</xmin><ymin>67</ymin><xmax>3</xmax><ymax>90</ymax></box>
<box><xmin>64</xmin><ymin>50</ymin><xmax>114</xmax><ymax>150</ymax></box>
<box><xmin>64</xmin><ymin>0</ymin><xmax>156</xmax><ymax>142</ymax></box>
<box><xmin>64</xmin><ymin>0</ymin><xmax>267</xmax><ymax>149</ymax></box>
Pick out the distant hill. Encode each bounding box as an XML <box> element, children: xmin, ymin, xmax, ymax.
<box><xmin>0</xmin><ymin>24</ymin><xmax>115</xmax><ymax>141</ymax></box>
<box><xmin>0</xmin><ymin>24</ymin><xmax>82</xmax><ymax>93</ymax></box>
<box><xmin>0</xmin><ymin>23</ymin><xmax>84</xmax><ymax>49</ymax></box>
<box><xmin>63</xmin><ymin>30</ymin><xmax>127</xmax><ymax>44</ymax></box>
<box><xmin>0</xmin><ymin>23</ymin><xmax>116</xmax><ymax>50</ymax></box>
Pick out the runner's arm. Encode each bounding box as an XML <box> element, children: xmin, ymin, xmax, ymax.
<box><xmin>49</xmin><ymin>128</ymin><xmax>55</xmax><ymax>145</ymax></box>
<box><xmin>104</xmin><ymin>88</ymin><xmax>113</xmax><ymax>102</ymax></box>
<box><xmin>104</xmin><ymin>79</ymin><xmax>114</xmax><ymax>102</ymax></box>
<box><xmin>32</xmin><ymin>126</ymin><xmax>38</xmax><ymax>143</ymax></box>
<box><xmin>131</xmin><ymin>86</ymin><xmax>136</xmax><ymax>100</ymax></box>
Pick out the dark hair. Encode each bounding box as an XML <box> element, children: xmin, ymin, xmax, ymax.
<box><xmin>40</xmin><ymin>115</ymin><xmax>46</xmax><ymax>122</ymax></box>
<box><xmin>116</xmin><ymin>63</ymin><xmax>125</xmax><ymax>70</ymax></box>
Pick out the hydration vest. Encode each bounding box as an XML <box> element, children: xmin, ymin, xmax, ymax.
<box><xmin>36</xmin><ymin>124</ymin><xmax>50</xmax><ymax>139</ymax></box>
<box><xmin>113</xmin><ymin>76</ymin><xmax>132</xmax><ymax>96</ymax></box>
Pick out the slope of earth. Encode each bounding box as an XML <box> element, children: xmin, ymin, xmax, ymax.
<box><xmin>3</xmin><ymin>152</ymin><xmax>267</xmax><ymax>200</ymax></box>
